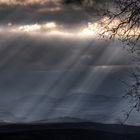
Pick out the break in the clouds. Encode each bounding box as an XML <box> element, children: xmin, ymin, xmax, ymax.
<box><xmin>0</xmin><ymin>21</ymin><xmax>103</xmax><ymax>39</ymax></box>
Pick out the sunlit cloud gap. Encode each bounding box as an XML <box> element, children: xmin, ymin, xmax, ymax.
<box><xmin>0</xmin><ymin>17</ymin><xmax>139</xmax><ymax>39</ymax></box>
<box><xmin>100</xmin><ymin>17</ymin><xmax>140</xmax><ymax>37</ymax></box>
<box><xmin>0</xmin><ymin>22</ymin><xmax>99</xmax><ymax>38</ymax></box>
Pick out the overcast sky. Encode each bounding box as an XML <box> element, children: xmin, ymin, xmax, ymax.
<box><xmin>0</xmin><ymin>0</ymin><xmax>139</xmax><ymax>125</ymax></box>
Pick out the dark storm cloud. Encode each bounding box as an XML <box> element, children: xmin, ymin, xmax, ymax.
<box><xmin>62</xmin><ymin>0</ymin><xmax>107</xmax><ymax>4</ymax></box>
<box><xmin>0</xmin><ymin>0</ymin><xmax>113</xmax><ymax>26</ymax></box>
<box><xmin>0</xmin><ymin>1</ymin><xmax>90</xmax><ymax>26</ymax></box>
<box><xmin>62</xmin><ymin>0</ymin><xmax>115</xmax><ymax>17</ymax></box>
<box><xmin>62</xmin><ymin>0</ymin><xmax>113</xmax><ymax>8</ymax></box>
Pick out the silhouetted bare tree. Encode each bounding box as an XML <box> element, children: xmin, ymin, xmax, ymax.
<box><xmin>121</xmin><ymin>67</ymin><xmax>140</xmax><ymax>124</ymax></box>
<box><xmin>87</xmin><ymin>0</ymin><xmax>140</xmax><ymax>124</ymax></box>
<box><xmin>100</xmin><ymin>0</ymin><xmax>140</xmax><ymax>124</ymax></box>
<box><xmin>63</xmin><ymin>0</ymin><xmax>140</xmax><ymax>124</ymax></box>
<box><xmin>101</xmin><ymin>0</ymin><xmax>140</xmax><ymax>55</ymax></box>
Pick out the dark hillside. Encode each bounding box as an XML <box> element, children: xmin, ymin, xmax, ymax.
<box><xmin>0</xmin><ymin>122</ymin><xmax>140</xmax><ymax>140</ymax></box>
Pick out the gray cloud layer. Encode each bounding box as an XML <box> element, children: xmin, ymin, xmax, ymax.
<box><xmin>0</xmin><ymin>1</ymin><xmax>89</xmax><ymax>25</ymax></box>
<box><xmin>0</xmin><ymin>0</ymin><xmax>111</xmax><ymax>25</ymax></box>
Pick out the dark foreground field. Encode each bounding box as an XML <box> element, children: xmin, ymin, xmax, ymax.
<box><xmin>0</xmin><ymin>122</ymin><xmax>140</xmax><ymax>140</ymax></box>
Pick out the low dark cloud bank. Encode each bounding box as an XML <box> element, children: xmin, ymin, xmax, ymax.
<box><xmin>0</xmin><ymin>1</ymin><xmax>88</xmax><ymax>25</ymax></box>
<box><xmin>0</xmin><ymin>0</ymin><xmax>113</xmax><ymax>25</ymax></box>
